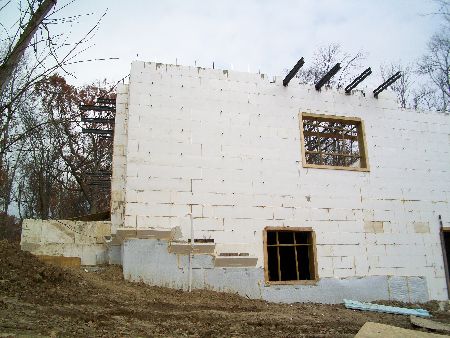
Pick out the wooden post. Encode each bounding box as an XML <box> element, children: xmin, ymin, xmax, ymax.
<box><xmin>276</xmin><ymin>232</ymin><xmax>281</xmax><ymax>281</ymax></box>
<box><xmin>293</xmin><ymin>232</ymin><xmax>300</xmax><ymax>280</ymax></box>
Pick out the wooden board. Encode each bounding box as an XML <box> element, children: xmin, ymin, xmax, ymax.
<box><xmin>37</xmin><ymin>255</ymin><xmax>81</xmax><ymax>268</ymax></box>
<box><xmin>355</xmin><ymin>322</ymin><xmax>446</xmax><ymax>338</ymax></box>
<box><xmin>410</xmin><ymin>315</ymin><xmax>450</xmax><ymax>334</ymax></box>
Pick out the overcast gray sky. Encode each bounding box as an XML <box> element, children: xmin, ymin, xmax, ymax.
<box><xmin>2</xmin><ymin>0</ymin><xmax>442</xmax><ymax>86</ymax></box>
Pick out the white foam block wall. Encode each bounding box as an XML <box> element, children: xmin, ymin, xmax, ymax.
<box><xmin>111</xmin><ymin>84</ymin><xmax>129</xmax><ymax>233</ymax></box>
<box><xmin>111</xmin><ymin>61</ymin><xmax>450</xmax><ymax>300</ymax></box>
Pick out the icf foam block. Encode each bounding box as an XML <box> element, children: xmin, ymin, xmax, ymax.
<box><xmin>114</xmin><ymin>61</ymin><xmax>450</xmax><ymax>301</ymax></box>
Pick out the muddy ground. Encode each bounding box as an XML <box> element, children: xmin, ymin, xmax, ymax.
<box><xmin>1</xmin><ymin>240</ymin><xmax>449</xmax><ymax>337</ymax></box>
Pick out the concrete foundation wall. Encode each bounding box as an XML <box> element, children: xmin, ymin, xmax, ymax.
<box><xmin>111</xmin><ymin>61</ymin><xmax>450</xmax><ymax>301</ymax></box>
<box><xmin>21</xmin><ymin>219</ymin><xmax>112</xmax><ymax>265</ymax></box>
<box><xmin>108</xmin><ymin>244</ymin><xmax>122</xmax><ymax>265</ymax></box>
<box><xmin>123</xmin><ymin>238</ymin><xmax>429</xmax><ymax>304</ymax></box>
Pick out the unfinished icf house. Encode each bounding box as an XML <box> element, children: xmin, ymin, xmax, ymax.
<box><xmin>23</xmin><ymin>59</ymin><xmax>450</xmax><ymax>304</ymax></box>
<box><xmin>106</xmin><ymin>60</ymin><xmax>450</xmax><ymax>303</ymax></box>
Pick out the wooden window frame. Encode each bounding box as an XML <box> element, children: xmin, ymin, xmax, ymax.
<box><xmin>440</xmin><ymin>226</ymin><xmax>450</xmax><ymax>299</ymax></box>
<box><xmin>299</xmin><ymin>112</ymin><xmax>370</xmax><ymax>172</ymax></box>
<box><xmin>263</xmin><ymin>226</ymin><xmax>319</xmax><ymax>285</ymax></box>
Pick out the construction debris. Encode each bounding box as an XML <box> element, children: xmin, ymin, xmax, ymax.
<box><xmin>344</xmin><ymin>299</ymin><xmax>431</xmax><ymax>318</ymax></box>
<box><xmin>410</xmin><ymin>315</ymin><xmax>450</xmax><ymax>334</ymax></box>
<box><xmin>355</xmin><ymin>322</ymin><xmax>446</xmax><ymax>338</ymax></box>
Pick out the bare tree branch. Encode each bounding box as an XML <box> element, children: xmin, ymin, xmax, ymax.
<box><xmin>0</xmin><ymin>0</ymin><xmax>56</xmax><ymax>95</ymax></box>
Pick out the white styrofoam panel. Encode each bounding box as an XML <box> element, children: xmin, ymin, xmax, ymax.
<box><xmin>111</xmin><ymin>60</ymin><xmax>450</xmax><ymax>300</ymax></box>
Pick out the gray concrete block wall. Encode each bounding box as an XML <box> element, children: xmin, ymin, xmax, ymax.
<box><xmin>107</xmin><ymin>245</ymin><xmax>122</xmax><ymax>265</ymax></box>
<box><xmin>111</xmin><ymin>60</ymin><xmax>450</xmax><ymax>301</ymax></box>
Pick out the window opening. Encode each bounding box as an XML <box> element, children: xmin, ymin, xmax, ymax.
<box><xmin>265</xmin><ymin>228</ymin><xmax>317</xmax><ymax>282</ymax></box>
<box><xmin>301</xmin><ymin>113</ymin><xmax>368</xmax><ymax>170</ymax></box>
<box><xmin>441</xmin><ymin>228</ymin><xmax>450</xmax><ymax>298</ymax></box>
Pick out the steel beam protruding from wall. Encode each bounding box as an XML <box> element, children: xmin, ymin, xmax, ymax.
<box><xmin>283</xmin><ymin>57</ymin><xmax>305</xmax><ymax>87</ymax></box>
<box><xmin>373</xmin><ymin>71</ymin><xmax>401</xmax><ymax>98</ymax></box>
<box><xmin>315</xmin><ymin>63</ymin><xmax>341</xmax><ymax>91</ymax></box>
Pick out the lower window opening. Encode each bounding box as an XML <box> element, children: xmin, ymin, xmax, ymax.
<box><xmin>265</xmin><ymin>229</ymin><xmax>316</xmax><ymax>282</ymax></box>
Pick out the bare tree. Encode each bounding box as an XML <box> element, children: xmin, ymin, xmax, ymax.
<box><xmin>0</xmin><ymin>55</ymin><xmax>34</xmax><ymax>213</ymax></box>
<box><xmin>380</xmin><ymin>63</ymin><xmax>414</xmax><ymax>109</ymax></box>
<box><xmin>418</xmin><ymin>33</ymin><xmax>450</xmax><ymax>112</ymax></box>
<box><xmin>16</xmin><ymin>74</ymin><xmax>114</xmax><ymax>218</ymax></box>
<box><xmin>297</xmin><ymin>43</ymin><xmax>366</xmax><ymax>89</ymax></box>
<box><xmin>0</xmin><ymin>0</ymin><xmax>56</xmax><ymax>95</ymax></box>
<box><xmin>0</xmin><ymin>0</ymin><xmax>109</xmax><ymax>154</ymax></box>
<box><xmin>17</xmin><ymin>117</ymin><xmax>63</xmax><ymax>219</ymax></box>
<box><xmin>417</xmin><ymin>0</ymin><xmax>450</xmax><ymax>112</ymax></box>
<box><xmin>0</xmin><ymin>1</ymin><xmax>112</xmax><ymax>218</ymax></box>
<box><xmin>0</xmin><ymin>139</ymin><xmax>24</xmax><ymax>214</ymax></box>
<box><xmin>412</xmin><ymin>87</ymin><xmax>440</xmax><ymax>111</ymax></box>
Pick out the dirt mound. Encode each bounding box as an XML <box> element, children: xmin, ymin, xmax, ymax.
<box><xmin>1</xmin><ymin>239</ymin><xmax>449</xmax><ymax>337</ymax></box>
<box><xmin>1</xmin><ymin>240</ymin><xmax>72</xmax><ymax>283</ymax></box>
<box><xmin>0</xmin><ymin>240</ymin><xmax>91</xmax><ymax>304</ymax></box>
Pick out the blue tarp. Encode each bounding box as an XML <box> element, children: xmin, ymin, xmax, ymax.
<box><xmin>344</xmin><ymin>299</ymin><xmax>431</xmax><ymax>318</ymax></box>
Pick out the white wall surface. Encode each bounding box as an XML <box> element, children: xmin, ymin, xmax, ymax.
<box><xmin>21</xmin><ymin>219</ymin><xmax>111</xmax><ymax>265</ymax></box>
<box><xmin>111</xmin><ymin>61</ymin><xmax>450</xmax><ymax>300</ymax></box>
<box><xmin>111</xmin><ymin>84</ymin><xmax>129</xmax><ymax>233</ymax></box>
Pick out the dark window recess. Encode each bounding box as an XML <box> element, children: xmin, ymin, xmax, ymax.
<box><xmin>443</xmin><ymin>231</ymin><xmax>450</xmax><ymax>288</ymax></box>
<box><xmin>444</xmin><ymin>231</ymin><xmax>450</xmax><ymax>280</ymax></box>
<box><xmin>266</xmin><ymin>230</ymin><xmax>316</xmax><ymax>282</ymax></box>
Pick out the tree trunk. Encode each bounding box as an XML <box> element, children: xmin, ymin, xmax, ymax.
<box><xmin>0</xmin><ymin>0</ymin><xmax>57</xmax><ymax>96</ymax></box>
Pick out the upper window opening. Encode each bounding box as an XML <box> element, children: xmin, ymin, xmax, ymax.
<box><xmin>300</xmin><ymin>113</ymin><xmax>369</xmax><ymax>171</ymax></box>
